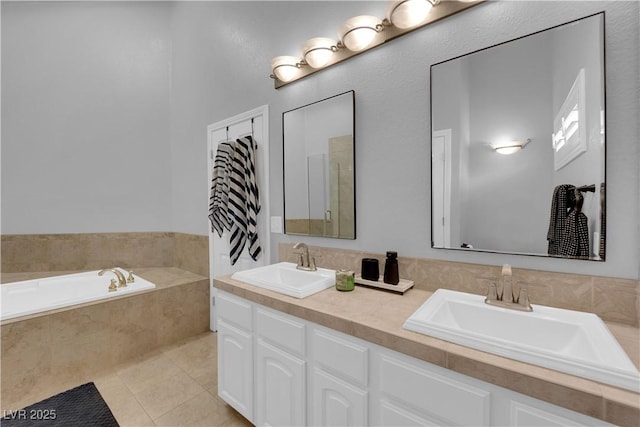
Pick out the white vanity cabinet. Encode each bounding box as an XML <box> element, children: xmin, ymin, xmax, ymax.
<box><xmin>309</xmin><ymin>327</ymin><xmax>369</xmax><ymax>426</ymax></box>
<box><xmin>216</xmin><ymin>291</ymin><xmax>254</xmax><ymax>422</ymax></box>
<box><xmin>216</xmin><ymin>290</ymin><xmax>612</xmax><ymax>427</ymax></box>
<box><xmin>255</xmin><ymin>307</ymin><xmax>307</xmax><ymax>426</ymax></box>
<box><xmin>371</xmin><ymin>348</ymin><xmax>491</xmax><ymax>426</ymax></box>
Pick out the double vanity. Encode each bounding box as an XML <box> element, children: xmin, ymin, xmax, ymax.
<box><xmin>214</xmin><ymin>262</ymin><xmax>640</xmax><ymax>426</ymax></box>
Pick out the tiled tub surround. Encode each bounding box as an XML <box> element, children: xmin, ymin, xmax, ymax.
<box><xmin>215</xmin><ymin>275</ymin><xmax>640</xmax><ymax>426</ymax></box>
<box><xmin>0</xmin><ymin>267</ymin><xmax>209</xmax><ymax>412</ymax></box>
<box><xmin>279</xmin><ymin>243</ymin><xmax>640</xmax><ymax>327</ymax></box>
<box><xmin>1</xmin><ymin>232</ymin><xmax>209</xmax><ymax>277</ymax></box>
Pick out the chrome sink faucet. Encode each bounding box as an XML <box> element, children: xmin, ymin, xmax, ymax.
<box><xmin>98</xmin><ymin>268</ymin><xmax>127</xmax><ymax>288</ymax></box>
<box><xmin>485</xmin><ymin>264</ymin><xmax>532</xmax><ymax>312</ymax></box>
<box><xmin>293</xmin><ymin>243</ymin><xmax>317</xmax><ymax>271</ymax></box>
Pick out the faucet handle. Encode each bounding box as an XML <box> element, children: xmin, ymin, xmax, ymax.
<box><xmin>517</xmin><ymin>287</ymin><xmax>532</xmax><ymax>310</ymax></box>
<box><xmin>485</xmin><ymin>283</ymin><xmax>498</xmax><ymax>302</ymax></box>
<box><xmin>126</xmin><ymin>270</ymin><xmax>135</xmax><ymax>283</ymax></box>
<box><xmin>108</xmin><ymin>279</ymin><xmax>118</xmax><ymax>292</ymax></box>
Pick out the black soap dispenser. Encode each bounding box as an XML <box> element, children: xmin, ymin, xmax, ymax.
<box><xmin>383</xmin><ymin>251</ymin><xmax>399</xmax><ymax>285</ymax></box>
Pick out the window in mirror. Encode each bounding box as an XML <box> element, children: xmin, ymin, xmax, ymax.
<box><xmin>283</xmin><ymin>91</ymin><xmax>356</xmax><ymax>239</ymax></box>
<box><xmin>431</xmin><ymin>13</ymin><xmax>605</xmax><ymax>260</ymax></box>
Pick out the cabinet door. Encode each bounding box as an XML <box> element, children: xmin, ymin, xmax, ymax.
<box><xmin>217</xmin><ymin>320</ymin><xmax>253</xmax><ymax>422</ymax></box>
<box><xmin>377</xmin><ymin>352</ymin><xmax>491</xmax><ymax>426</ymax></box>
<box><xmin>508</xmin><ymin>400</ymin><xmax>613</xmax><ymax>426</ymax></box>
<box><xmin>256</xmin><ymin>339</ymin><xmax>306</xmax><ymax>427</ymax></box>
<box><xmin>311</xmin><ymin>368</ymin><xmax>367</xmax><ymax>427</ymax></box>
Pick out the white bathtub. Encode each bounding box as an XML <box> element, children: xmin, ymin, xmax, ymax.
<box><xmin>0</xmin><ymin>268</ymin><xmax>156</xmax><ymax>321</ymax></box>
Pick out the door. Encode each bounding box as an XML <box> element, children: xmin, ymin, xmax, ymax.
<box><xmin>207</xmin><ymin>105</ymin><xmax>270</xmax><ymax>330</ymax></box>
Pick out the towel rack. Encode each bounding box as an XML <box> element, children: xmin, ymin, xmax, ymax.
<box><xmin>577</xmin><ymin>184</ymin><xmax>596</xmax><ymax>193</ymax></box>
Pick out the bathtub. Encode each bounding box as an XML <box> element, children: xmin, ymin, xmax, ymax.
<box><xmin>0</xmin><ymin>268</ymin><xmax>156</xmax><ymax>321</ymax></box>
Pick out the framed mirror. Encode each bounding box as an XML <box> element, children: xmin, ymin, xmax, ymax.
<box><xmin>283</xmin><ymin>90</ymin><xmax>356</xmax><ymax>239</ymax></box>
<box><xmin>431</xmin><ymin>13</ymin><xmax>605</xmax><ymax>260</ymax></box>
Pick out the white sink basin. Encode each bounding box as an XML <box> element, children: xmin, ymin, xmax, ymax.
<box><xmin>404</xmin><ymin>289</ymin><xmax>640</xmax><ymax>392</ymax></box>
<box><xmin>231</xmin><ymin>262</ymin><xmax>335</xmax><ymax>298</ymax></box>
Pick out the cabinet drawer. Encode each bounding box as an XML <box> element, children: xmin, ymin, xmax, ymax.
<box><xmin>216</xmin><ymin>291</ymin><xmax>252</xmax><ymax>331</ymax></box>
<box><xmin>379</xmin><ymin>354</ymin><xmax>490</xmax><ymax>426</ymax></box>
<box><xmin>256</xmin><ymin>307</ymin><xmax>306</xmax><ymax>357</ymax></box>
<box><xmin>312</xmin><ymin>328</ymin><xmax>369</xmax><ymax>386</ymax></box>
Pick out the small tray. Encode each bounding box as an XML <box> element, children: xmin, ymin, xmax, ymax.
<box><xmin>354</xmin><ymin>274</ymin><xmax>414</xmax><ymax>294</ymax></box>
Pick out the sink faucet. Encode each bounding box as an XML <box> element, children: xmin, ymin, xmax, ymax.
<box><xmin>98</xmin><ymin>268</ymin><xmax>127</xmax><ymax>287</ymax></box>
<box><xmin>484</xmin><ymin>264</ymin><xmax>532</xmax><ymax>312</ymax></box>
<box><xmin>293</xmin><ymin>243</ymin><xmax>317</xmax><ymax>271</ymax></box>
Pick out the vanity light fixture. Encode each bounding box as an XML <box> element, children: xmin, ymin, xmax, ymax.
<box><xmin>270</xmin><ymin>0</ymin><xmax>484</xmax><ymax>88</ymax></box>
<box><xmin>492</xmin><ymin>138</ymin><xmax>531</xmax><ymax>155</ymax></box>
<box><xmin>339</xmin><ymin>15</ymin><xmax>385</xmax><ymax>52</ymax></box>
<box><xmin>302</xmin><ymin>37</ymin><xmax>338</xmax><ymax>68</ymax></box>
<box><xmin>387</xmin><ymin>0</ymin><xmax>438</xmax><ymax>29</ymax></box>
<box><xmin>270</xmin><ymin>56</ymin><xmax>301</xmax><ymax>83</ymax></box>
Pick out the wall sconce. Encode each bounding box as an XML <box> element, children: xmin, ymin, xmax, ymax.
<box><xmin>491</xmin><ymin>138</ymin><xmax>531</xmax><ymax>155</ymax></box>
<box><xmin>270</xmin><ymin>0</ymin><xmax>484</xmax><ymax>88</ymax></box>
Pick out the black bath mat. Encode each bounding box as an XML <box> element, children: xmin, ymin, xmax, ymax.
<box><xmin>1</xmin><ymin>382</ymin><xmax>119</xmax><ymax>427</ymax></box>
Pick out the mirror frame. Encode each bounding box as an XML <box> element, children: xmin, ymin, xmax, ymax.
<box><xmin>430</xmin><ymin>12</ymin><xmax>606</xmax><ymax>261</ymax></box>
<box><xmin>282</xmin><ymin>90</ymin><xmax>357</xmax><ymax>239</ymax></box>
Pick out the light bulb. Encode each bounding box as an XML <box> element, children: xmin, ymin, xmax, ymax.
<box><xmin>302</xmin><ymin>38</ymin><xmax>336</xmax><ymax>69</ymax></box>
<box><xmin>339</xmin><ymin>16</ymin><xmax>383</xmax><ymax>52</ymax></box>
<box><xmin>270</xmin><ymin>56</ymin><xmax>300</xmax><ymax>82</ymax></box>
<box><xmin>387</xmin><ymin>0</ymin><xmax>433</xmax><ymax>29</ymax></box>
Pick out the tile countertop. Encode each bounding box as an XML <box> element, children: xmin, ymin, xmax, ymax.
<box><xmin>214</xmin><ymin>275</ymin><xmax>640</xmax><ymax>426</ymax></box>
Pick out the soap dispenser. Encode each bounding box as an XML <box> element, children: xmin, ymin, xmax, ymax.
<box><xmin>383</xmin><ymin>251</ymin><xmax>399</xmax><ymax>285</ymax></box>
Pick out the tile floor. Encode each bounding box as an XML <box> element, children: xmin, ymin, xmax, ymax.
<box><xmin>93</xmin><ymin>331</ymin><xmax>252</xmax><ymax>426</ymax></box>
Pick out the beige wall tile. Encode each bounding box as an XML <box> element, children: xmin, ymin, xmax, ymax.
<box><xmin>280</xmin><ymin>244</ymin><xmax>639</xmax><ymax>326</ymax></box>
<box><xmin>592</xmin><ymin>277</ymin><xmax>640</xmax><ymax>326</ymax></box>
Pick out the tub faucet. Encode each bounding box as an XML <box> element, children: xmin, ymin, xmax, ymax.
<box><xmin>293</xmin><ymin>243</ymin><xmax>316</xmax><ymax>271</ymax></box>
<box><xmin>98</xmin><ymin>268</ymin><xmax>127</xmax><ymax>287</ymax></box>
<box><xmin>484</xmin><ymin>264</ymin><xmax>532</xmax><ymax>312</ymax></box>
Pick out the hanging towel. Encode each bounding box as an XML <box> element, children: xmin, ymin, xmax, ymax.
<box><xmin>228</xmin><ymin>136</ymin><xmax>261</xmax><ymax>265</ymax></box>
<box><xmin>208</xmin><ymin>142</ymin><xmax>234</xmax><ymax>237</ymax></box>
<box><xmin>560</xmin><ymin>209</ymin><xmax>590</xmax><ymax>258</ymax></box>
<box><xmin>547</xmin><ymin>184</ymin><xmax>576</xmax><ymax>255</ymax></box>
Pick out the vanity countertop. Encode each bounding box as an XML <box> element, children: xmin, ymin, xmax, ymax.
<box><xmin>214</xmin><ymin>275</ymin><xmax>640</xmax><ymax>426</ymax></box>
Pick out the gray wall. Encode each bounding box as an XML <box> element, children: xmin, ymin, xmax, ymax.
<box><xmin>2</xmin><ymin>1</ymin><xmax>638</xmax><ymax>280</ymax></box>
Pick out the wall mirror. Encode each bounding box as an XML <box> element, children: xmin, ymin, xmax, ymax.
<box><xmin>431</xmin><ymin>13</ymin><xmax>605</xmax><ymax>260</ymax></box>
<box><xmin>283</xmin><ymin>90</ymin><xmax>356</xmax><ymax>239</ymax></box>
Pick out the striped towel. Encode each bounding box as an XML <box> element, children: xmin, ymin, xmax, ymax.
<box><xmin>228</xmin><ymin>136</ymin><xmax>262</xmax><ymax>265</ymax></box>
<box><xmin>208</xmin><ymin>142</ymin><xmax>234</xmax><ymax>237</ymax></box>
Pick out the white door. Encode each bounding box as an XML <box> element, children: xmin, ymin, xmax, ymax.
<box><xmin>208</xmin><ymin>105</ymin><xmax>270</xmax><ymax>330</ymax></box>
<box><xmin>431</xmin><ymin>129</ymin><xmax>451</xmax><ymax>248</ymax></box>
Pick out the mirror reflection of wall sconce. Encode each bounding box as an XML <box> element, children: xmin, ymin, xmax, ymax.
<box><xmin>491</xmin><ymin>138</ymin><xmax>531</xmax><ymax>155</ymax></box>
<box><xmin>270</xmin><ymin>0</ymin><xmax>485</xmax><ymax>88</ymax></box>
